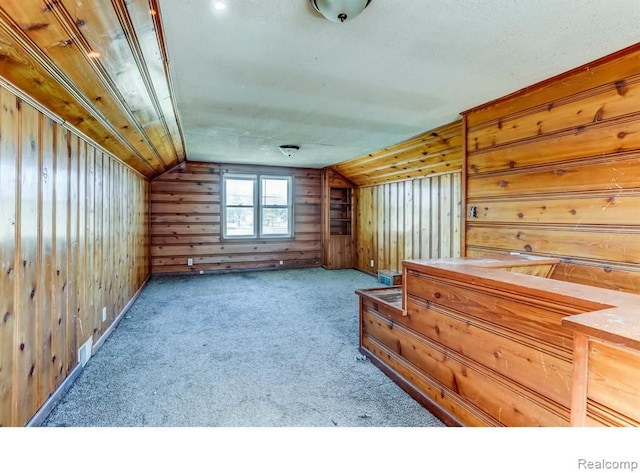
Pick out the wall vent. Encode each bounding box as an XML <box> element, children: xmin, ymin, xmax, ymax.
<box><xmin>78</xmin><ymin>337</ymin><xmax>93</xmax><ymax>367</ymax></box>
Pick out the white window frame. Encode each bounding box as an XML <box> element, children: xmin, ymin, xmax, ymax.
<box><xmin>222</xmin><ymin>172</ymin><xmax>293</xmax><ymax>240</ymax></box>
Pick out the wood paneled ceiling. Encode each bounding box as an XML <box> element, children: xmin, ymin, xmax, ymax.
<box><xmin>0</xmin><ymin>0</ymin><xmax>184</xmax><ymax>178</ymax></box>
<box><xmin>1</xmin><ymin>1</ymin><xmax>640</xmax><ymax>177</ymax></box>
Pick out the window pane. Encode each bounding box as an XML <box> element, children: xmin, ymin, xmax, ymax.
<box><xmin>262</xmin><ymin>178</ymin><xmax>288</xmax><ymax>206</ymax></box>
<box><xmin>262</xmin><ymin>208</ymin><xmax>289</xmax><ymax>235</ymax></box>
<box><xmin>226</xmin><ymin>207</ymin><xmax>254</xmax><ymax>236</ymax></box>
<box><xmin>226</xmin><ymin>179</ymin><xmax>254</xmax><ymax>206</ymax></box>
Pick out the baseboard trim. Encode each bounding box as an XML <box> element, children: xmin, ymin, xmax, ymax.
<box><xmin>92</xmin><ymin>274</ymin><xmax>150</xmax><ymax>354</ymax></box>
<box><xmin>26</xmin><ymin>363</ymin><xmax>83</xmax><ymax>427</ymax></box>
<box><xmin>26</xmin><ymin>275</ymin><xmax>150</xmax><ymax>427</ymax></box>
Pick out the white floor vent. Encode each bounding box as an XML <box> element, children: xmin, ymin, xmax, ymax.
<box><xmin>78</xmin><ymin>337</ymin><xmax>93</xmax><ymax>367</ymax></box>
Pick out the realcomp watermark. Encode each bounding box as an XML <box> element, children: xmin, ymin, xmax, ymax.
<box><xmin>578</xmin><ymin>459</ymin><xmax>639</xmax><ymax>471</ymax></box>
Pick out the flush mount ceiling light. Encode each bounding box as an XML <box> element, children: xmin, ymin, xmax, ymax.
<box><xmin>309</xmin><ymin>0</ymin><xmax>372</xmax><ymax>23</ymax></box>
<box><xmin>278</xmin><ymin>145</ymin><xmax>300</xmax><ymax>157</ymax></box>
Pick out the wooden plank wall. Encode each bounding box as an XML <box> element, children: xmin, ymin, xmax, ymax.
<box><xmin>332</xmin><ymin>120</ymin><xmax>463</xmax><ymax>187</ymax></box>
<box><xmin>464</xmin><ymin>44</ymin><xmax>640</xmax><ymax>294</ymax></box>
<box><xmin>0</xmin><ymin>84</ymin><xmax>149</xmax><ymax>427</ymax></box>
<box><xmin>150</xmin><ymin>162</ymin><xmax>321</xmax><ymax>274</ymax></box>
<box><xmin>354</xmin><ymin>174</ymin><xmax>462</xmax><ymax>274</ymax></box>
<box><xmin>333</xmin><ymin>120</ymin><xmax>464</xmax><ymax>274</ymax></box>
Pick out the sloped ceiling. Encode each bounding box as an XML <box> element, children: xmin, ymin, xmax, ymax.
<box><xmin>1</xmin><ymin>1</ymin><xmax>640</xmax><ymax>178</ymax></box>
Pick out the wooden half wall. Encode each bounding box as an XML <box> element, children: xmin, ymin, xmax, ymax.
<box><xmin>0</xmin><ymin>83</ymin><xmax>149</xmax><ymax>427</ymax></box>
<box><xmin>464</xmin><ymin>43</ymin><xmax>640</xmax><ymax>294</ymax></box>
<box><xmin>150</xmin><ymin>162</ymin><xmax>322</xmax><ymax>274</ymax></box>
<box><xmin>331</xmin><ymin>120</ymin><xmax>464</xmax><ymax>274</ymax></box>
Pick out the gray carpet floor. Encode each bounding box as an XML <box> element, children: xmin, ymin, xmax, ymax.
<box><xmin>42</xmin><ymin>267</ymin><xmax>444</xmax><ymax>427</ymax></box>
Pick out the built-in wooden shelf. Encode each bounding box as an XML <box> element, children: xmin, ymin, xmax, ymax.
<box><xmin>322</xmin><ymin>169</ymin><xmax>354</xmax><ymax>269</ymax></box>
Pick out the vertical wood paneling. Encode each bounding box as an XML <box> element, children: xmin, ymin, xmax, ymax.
<box><xmin>66</xmin><ymin>130</ymin><xmax>78</xmax><ymax>372</ymax></box>
<box><xmin>464</xmin><ymin>45</ymin><xmax>640</xmax><ymax>294</ymax></box>
<box><xmin>0</xmin><ymin>87</ymin><xmax>17</xmax><ymax>426</ymax></box>
<box><xmin>411</xmin><ymin>180</ymin><xmax>420</xmax><ymax>259</ymax></box>
<box><xmin>429</xmin><ymin>179</ymin><xmax>441</xmax><ymax>259</ymax></box>
<box><xmin>420</xmin><ymin>178</ymin><xmax>431</xmax><ymax>259</ymax></box>
<box><xmin>376</xmin><ymin>185</ymin><xmax>384</xmax><ymax>270</ymax></box>
<box><xmin>389</xmin><ymin>182</ymin><xmax>398</xmax><ymax>270</ymax></box>
<box><xmin>0</xmin><ymin>83</ymin><xmax>149</xmax><ymax>426</ymax></box>
<box><xmin>150</xmin><ymin>162</ymin><xmax>321</xmax><ymax>274</ymax></box>
<box><xmin>343</xmin><ymin>121</ymin><xmax>464</xmax><ymax>275</ymax></box>
<box><xmin>353</xmin><ymin>173</ymin><xmax>462</xmax><ymax>274</ymax></box>
<box><xmin>54</xmin><ymin>124</ymin><xmax>68</xmax><ymax>387</ymax></box>
<box><xmin>39</xmin><ymin>116</ymin><xmax>54</xmax><ymax>405</ymax></box>
<box><xmin>15</xmin><ymin>100</ymin><xmax>40</xmax><ymax>424</ymax></box>
<box><xmin>77</xmin><ymin>138</ymin><xmax>87</xmax><ymax>346</ymax></box>
<box><xmin>95</xmin><ymin>153</ymin><xmax>104</xmax><ymax>332</ymax></box>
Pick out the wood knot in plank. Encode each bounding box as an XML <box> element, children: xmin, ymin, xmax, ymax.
<box><xmin>615</xmin><ymin>80</ymin><xmax>627</xmax><ymax>96</ymax></box>
<box><xmin>592</xmin><ymin>106</ymin><xmax>604</xmax><ymax>122</ymax></box>
<box><xmin>21</xmin><ymin>23</ymin><xmax>50</xmax><ymax>31</ymax></box>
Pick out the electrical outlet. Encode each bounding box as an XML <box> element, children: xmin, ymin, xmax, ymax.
<box><xmin>187</xmin><ymin>258</ymin><xmax>193</xmax><ymax>266</ymax></box>
<box><xmin>279</xmin><ymin>260</ymin><xmax>284</xmax><ymax>265</ymax></box>
<box><xmin>102</xmin><ymin>306</ymin><xmax>107</xmax><ymax>322</ymax></box>
<box><xmin>370</xmin><ymin>259</ymin><xmax>374</xmax><ymax>268</ymax></box>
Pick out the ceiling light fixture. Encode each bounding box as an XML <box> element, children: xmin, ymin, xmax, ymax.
<box><xmin>309</xmin><ymin>0</ymin><xmax>372</xmax><ymax>23</ymax></box>
<box><xmin>278</xmin><ymin>145</ymin><xmax>300</xmax><ymax>157</ymax></box>
<box><xmin>214</xmin><ymin>2</ymin><xmax>226</xmax><ymax>10</ymax></box>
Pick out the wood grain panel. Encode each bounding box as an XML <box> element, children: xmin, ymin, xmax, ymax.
<box><xmin>353</xmin><ymin>172</ymin><xmax>462</xmax><ymax>274</ymax></box>
<box><xmin>15</xmin><ymin>100</ymin><xmax>40</xmax><ymax>424</ymax></box>
<box><xmin>332</xmin><ymin>120</ymin><xmax>463</xmax><ymax>187</ymax></box>
<box><xmin>464</xmin><ymin>43</ymin><xmax>640</xmax><ymax>294</ymax></box>
<box><xmin>468</xmin><ymin>115</ymin><xmax>640</xmax><ymax>174</ymax></box>
<box><xmin>468</xmin><ymin>193</ymin><xmax>640</xmax><ymax>225</ymax></box>
<box><xmin>38</xmin><ymin>115</ymin><xmax>54</xmax><ymax>405</ymax></box>
<box><xmin>468</xmin><ymin>74</ymin><xmax>640</xmax><ymax>152</ymax></box>
<box><xmin>587</xmin><ymin>341</ymin><xmax>640</xmax><ymax>424</ymax></box>
<box><xmin>0</xmin><ymin>84</ymin><xmax>149</xmax><ymax>426</ymax></box>
<box><xmin>551</xmin><ymin>262</ymin><xmax>640</xmax><ymax>294</ymax></box>
<box><xmin>362</xmin><ymin>337</ymin><xmax>496</xmax><ymax>426</ymax></box>
<box><xmin>0</xmin><ymin>0</ymin><xmax>185</xmax><ymax>178</ymax></box>
<box><xmin>53</xmin><ymin>124</ymin><xmax>68</xmax><ymax>386</ymax></box>
<box><xmin>0</xmin><ymin>87</ymin><xmax>17</xmax><ymax>426</ymax></box>
<box><xmin>363</xmin><ymin>309</ymin><xmax>569</xmax><ymax>426</ymax></box>
<box><xmin>151</xmin><ymin>162</ymin><xmax>321</xmax><ymax>274</ymax></box>
<box><xmin>468</xmin><ymin>156</ymin><xmax>640</xmax><ymax>198</ymax></box>
<box><xmin>405</xmin><ymin>301</ymin><xmax>572</xmax><ymax>406</ymax></box>
<box><xmin>466</xmin><ymin>225</ymin><xmax>640</xmax><ymax>265</ymax></box>
<box><xmin>405</xmin><ymin>278</ymin><xmax>578</xmax><ymax>350</ymax></box>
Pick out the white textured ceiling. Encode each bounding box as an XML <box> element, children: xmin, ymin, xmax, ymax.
<box><xmin>157</xmin><ymin>0</ymin><xmax>640</xmax><ymax>168</ymax></box>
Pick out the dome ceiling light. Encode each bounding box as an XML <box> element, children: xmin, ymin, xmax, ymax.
<box><xmin>309</xmin><ymin>0</ymin><xmax>372</xmax><ymax>23</ymax></box>
<box><xmin>278</xmin><ymin>145</ymin><xmax>300</xmax><ymax>157</ymax></box>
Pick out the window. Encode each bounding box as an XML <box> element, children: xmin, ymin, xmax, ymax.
<box><xmin>222</xmin><ymin>173</ymin><xmax>293</xmax><ymax>239</ymax></box>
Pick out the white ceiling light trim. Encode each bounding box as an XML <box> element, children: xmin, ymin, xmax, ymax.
<box><xmin>309</xmin><ymin>0</ymin><xmax>372</xmax><ymax>23</ymax></box>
